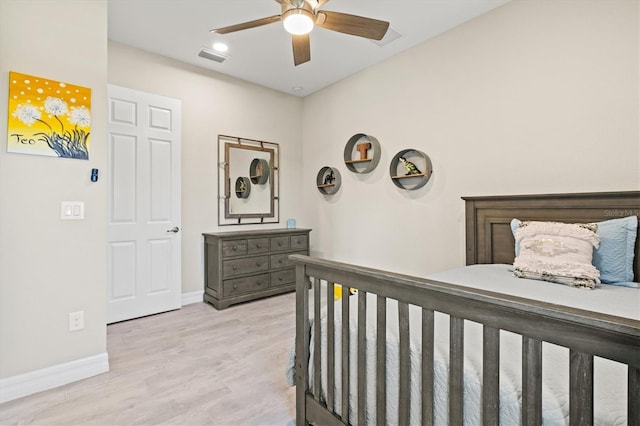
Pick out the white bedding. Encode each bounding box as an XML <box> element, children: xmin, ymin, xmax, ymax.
<box><xmin>289</xmin><ymin>264</ymin><xmax>639</xmax><ymax>425</ymax></box>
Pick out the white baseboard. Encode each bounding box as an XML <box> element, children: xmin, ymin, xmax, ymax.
<box><xmin>182</xmin><ymin>290</ymin><xmax>204</xmax><ymax>306</ymax></box>
<box><xmin>0</xmin><ymin>352</ymin><xmax>109</xmax><ymax>404</ymax></box>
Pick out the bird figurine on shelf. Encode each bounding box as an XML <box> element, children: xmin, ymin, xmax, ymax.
<box><xmin>399</xmin><ymin>156</ymin><xmax>422</xmax><ymax>175</ymax></box>
<box><xmin>324</xmin><ymin>170</ymin><xmax>335</xmax><ymax>185</ymax></box>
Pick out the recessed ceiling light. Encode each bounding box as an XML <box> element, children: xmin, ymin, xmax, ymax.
<box><xmin>212</xmin><ymin>42</ymin><xmax>228</xmax><ymax>53</ymax></box>
<box><xmin>292</xmin><ymin>86</ymin><xmax>304</xmax><ymax>92</ymax></box>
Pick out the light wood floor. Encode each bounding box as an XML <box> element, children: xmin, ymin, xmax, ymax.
<box><xmin>0</xmin><ymin>293</ymin><xmax>297</xmax><ymax>426</ymax></box>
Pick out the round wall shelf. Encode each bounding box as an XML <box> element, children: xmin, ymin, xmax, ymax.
<box><xmin>389</xmin><ymin>149</ymin><xmax>433</xmax><ymax>190</ymax></box>
<box><xmin>249</xmin><ymin>158</ymin><xmax>270</xmax><ymax>185</ymax></box>
<box><xmin>343</xmin><ymin>133</ymin><xmax>381</xmax><ymax>174</ymax></box>
<box><xmin>316</xmin><ymin>166</ymin><xmax>341</xmax><ymax>195</ymax></box>
<box><xmin>235</xmin><ymin>177</ymin><xmax>251</xmax><ymax>198</ymax></box>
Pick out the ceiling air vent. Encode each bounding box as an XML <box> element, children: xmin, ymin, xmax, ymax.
<box><xmin>198</xmin><ymin>47</ymin><xmax>228</xmax><ymax>63</ymax></box>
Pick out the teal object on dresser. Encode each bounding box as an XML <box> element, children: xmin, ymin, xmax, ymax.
<box><xmin>203</xmin><ymin>228</ymin><xmax>311</xmax><ymax>309</ymax></box>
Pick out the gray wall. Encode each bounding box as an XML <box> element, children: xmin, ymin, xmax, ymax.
<box><xmin>0</xmin><ymin>0</ymin><xmax>108</xmax><ymax>378</ymax></box>
<box><xmin>301</xmin><ymin>0</ymin><xmax>639</xmax><ymax>276</ymax></box>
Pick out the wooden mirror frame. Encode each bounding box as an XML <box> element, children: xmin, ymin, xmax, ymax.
<box><xmin>218</xmin><ymin>135</ymin><xmax>279</xmax><ymax>225</ymax></box>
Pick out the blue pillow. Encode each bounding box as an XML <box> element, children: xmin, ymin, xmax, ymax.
<box><xmin>510</xmin><ymin>218</ymin><xmax>521</xmax><ymax>256</ymax></box>
<box><xmin>510</xmin><ymin>216</ymin><xmax>638</xmax><ymax>287</ymax></box>
<box><xmin>593</xmin><ymin>216</ymin><xmax>637</xmax><ymax>286</ymax></box>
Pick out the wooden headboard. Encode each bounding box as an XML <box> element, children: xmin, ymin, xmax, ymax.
<box><xmin>463</xmin><ymin>191</ymin><xmax>640</xmax><ymax>280</ymax></box>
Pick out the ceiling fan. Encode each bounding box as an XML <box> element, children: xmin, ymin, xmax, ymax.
<box><xmin>211</xmin><ymin>0</ymin><xmax>390</xmax><ymax>66</ymax></box>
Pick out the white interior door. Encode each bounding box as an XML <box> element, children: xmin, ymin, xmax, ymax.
<box><xmin>107</xmin><ymin>85</ymin><xmax>181</xmax><ymax>324</ymax></box>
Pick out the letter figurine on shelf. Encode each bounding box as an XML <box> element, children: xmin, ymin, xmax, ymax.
<box><xmin>355</xmin><ymin>142</ymin><xmax>372</xmax><ymax>161</ymax></box>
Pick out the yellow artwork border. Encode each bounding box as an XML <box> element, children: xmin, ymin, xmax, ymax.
<box><xmin>7</xmin><ymin>71</ymin><xmax>91</xmax><ymax>159</ymax></box>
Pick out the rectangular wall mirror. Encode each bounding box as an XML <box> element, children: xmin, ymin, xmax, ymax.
<box><xmin>218</xmin><ymin>135</ymin><xmax>279</xmax><ymax>225</ymax></box>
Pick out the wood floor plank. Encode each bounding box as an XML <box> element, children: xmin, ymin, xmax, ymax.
<box><xmin>0</xmin><ymin>294</ymin><xmax>298</xmax><ymax>426</ymax></box>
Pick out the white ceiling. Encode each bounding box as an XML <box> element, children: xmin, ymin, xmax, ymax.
<box><xmin>108</xmin><ymin>0</ymin><xmax>510</xmax><ymax>97</ymax></box>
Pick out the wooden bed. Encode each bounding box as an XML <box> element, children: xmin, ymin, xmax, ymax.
<box><xmin>291</xmin><ymin>191</ymin><xmax>640</xmax><ymax>425</ymax></box>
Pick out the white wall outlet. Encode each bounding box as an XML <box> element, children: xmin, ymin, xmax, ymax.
<box><xmin>60</xmin><ymin>201</ymin><xmax>85</xmax><ymax>220</ymax></box>
<box><xmin>69</xmin><ymin>311</ymin><xmax>84</xmax><ymax>331</ymax></box>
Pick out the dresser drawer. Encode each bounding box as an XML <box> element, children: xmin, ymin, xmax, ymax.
<box><xmin>222</xmin><ymin>255</ymin><xmax>269</xmax><ymax>278</ymax></box>
<box><xmin>222</xmin><ymin>239</ymin><xmax>247</xmax><ymax>257</ymax></box>
<box><xmin>271</xmin><ymin>251</ymin><xmax>306</xmax><ymax>269</ymax></box>
<box><xmin>271</xmin><ymin>236</ymin><xmax>290</xmax><ymax>252</ymax></box>
<box><xmin>270</xmin><ymin>268</ymin><xmax>295</xmax><ymax>287</ymax></box>
<box><xmin>247</xmin><ymin>237</ymin><xmax>269</xmax><ymax>254</ymax></box>
<box><xmin>290</xmin><ymin>234</ymin><xmax>308</xmax><ymax>250</ymax></box>
<box><xmin>223</xmin><ymin>274</ymin><xmax>269</xmax><ymax>296</ymax></box>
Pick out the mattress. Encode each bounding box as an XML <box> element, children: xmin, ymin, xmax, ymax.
<box><xmin>289</xmin><ymin>264</ymin><xmax>639</xmax><ymax>425</ymax></box>
<box><xmin>428</xmin><ymin>264</ymin><xmax>639</xmax><ymax>320</ymax></box>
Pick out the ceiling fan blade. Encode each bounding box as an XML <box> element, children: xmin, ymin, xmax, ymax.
<box><xmin>211</xmin><ymin>15</ymin><xmax>281</xmax><ymax>34</ymax></box>
<box><xmin>316</xmin><ymin>11</ymin><xmax>389</xmax><ymax>40</ymax></box>
<box><xmin>292</xmin><ymin>34</ymin><xmax>311</xmax><ymax>66</ymax></box>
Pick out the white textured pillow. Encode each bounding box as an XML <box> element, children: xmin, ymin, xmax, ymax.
<box><xmin>513</xmin><ymin>221</ymin><xmax>600</xmax><ymax>289</ymax></box>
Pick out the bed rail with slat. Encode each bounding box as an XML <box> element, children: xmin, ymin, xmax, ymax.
<box><xmin>292</xmin><ymin>254</ymin><xmax>640</xmax><ymax>426</ymax></box>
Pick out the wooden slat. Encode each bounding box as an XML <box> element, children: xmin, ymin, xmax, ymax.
<box><xmin>569</xmin><ymin>350</ymin><xmax>593</xmax><ymax>426</ymax></box>
<box><xmin>449</xmin><ymin>316</ymin><xmax>464</xmax><ymax>425</ymax></box>
<box><xmin>482</xmin><ymin>326</ymin><xmax>500</xmax><ymax>425</ymax></box>
<box><xmin>306</xmin><ymin>394</ymin><xmax>347</xmax><ymax>426</ymax></box>
<box><xmin>313</xmin><ymin>279</ymin><xmax>321</xmax><ymax>400</ymax></box>
<box><xmin>629</xmin><ymin>366</ymin><xmax>640</xmax><ymax>425</ymax></box>
<box><xmin>522</xmin><ymin>336</ymin><xmax>542</xmax><ymax>426</ymax></box>
<box><xmin>398</xmin><ymin>302</ymin><xmax>410</xmax><ymax>425</ymax></box>
<box><xmin>357</xmin><ymin>290</ymin><xmax>367</xmax><ymax>426</ymax></box>
<box><xmin>295</xmin><ymin>265</ymin><xmax>310</xmax><ymax>426</ymax></box>
<box><xmin>327</xmin><ymin>282</ymin><xmax>335</xmax><ymax>412</ymax></box>
<box><xmin>422</xmin><ymin>309</ymin><xmax>435</xmax><ymax>426</ymax></box>
<box><xmin>376</xmin><ymin>296</ymin><xmax>387</xmax><ymax>426</ymax></box>
<box><xmin>341</xmin><ymin>289</ymin><xmax>350</xmax><ymax>423</ymax></box>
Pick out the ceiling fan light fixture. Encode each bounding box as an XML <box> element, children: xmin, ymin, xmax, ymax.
<box><xmin>282</xmin><ymin>9</ymin><xmax>314</xmax><ymax>35</ymax></box>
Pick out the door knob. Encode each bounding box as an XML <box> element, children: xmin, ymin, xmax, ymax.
<box><xmin>166</xmin><ymin>227</ymin><xmax>180</xmax><ymax>233</ymax></box>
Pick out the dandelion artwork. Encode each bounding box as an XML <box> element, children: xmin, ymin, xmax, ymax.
<box><xmin>7</xmin><ymin>71</ymin><xmax>91</xmax><ymax>159</ymax></box>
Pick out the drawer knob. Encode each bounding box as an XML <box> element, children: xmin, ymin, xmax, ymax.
<box><xmin>256</xmin><ymin>243</ymin><xmax>261</xmax><ymax>248</ymax></box>
<box><xmin>232</xmin><ymin>265</ymin><xmax>238</xmax><ymax>270</ymax></box>
<box><xmin>278</xmin><ymin>241</ymin><xmax>282</xmax><ymax>246</ymax></box>
<box><xmin>296</xmin><ymin>240</ymin><xmax>300</xmax><ymax>244</ymax></box>
<box><xmin>278</xmin><ymin>259</ymin><xmax>283</xmax><ymax>264</ymax></box>
<box><xmin>233</xmin><ymin>284</ymin><xmax>238</xmax><ymax>289</ymax></box>
<box><xmin>278</xmin><ymin>277</ymin><xmax>283</xmax><ymax>281</ymax></box>
<box><xmin>257</xmin><ymin>280</ymin><xmax>262</xmax><ymax>286</ymax></box>
<box><xmin>256</xmin><ymin>262</ymin><xmax>262</xmax><ymax>267</ymax></box>
<box><xmin>232</xmin><ymin>245</ymin><xmax>237</xmax><ymax>251</ymax></box>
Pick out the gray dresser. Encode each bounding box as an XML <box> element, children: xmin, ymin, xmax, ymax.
<box><xmin>203</xmin><ymin>228</ymin><xmax>311</xmax><ymax>309</ymax></box>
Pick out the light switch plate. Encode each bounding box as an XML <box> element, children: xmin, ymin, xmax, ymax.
<box><xmin>60</xmin><ymin>201</ymin><xmax>84</xmax><ymax>220</ymax></box>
